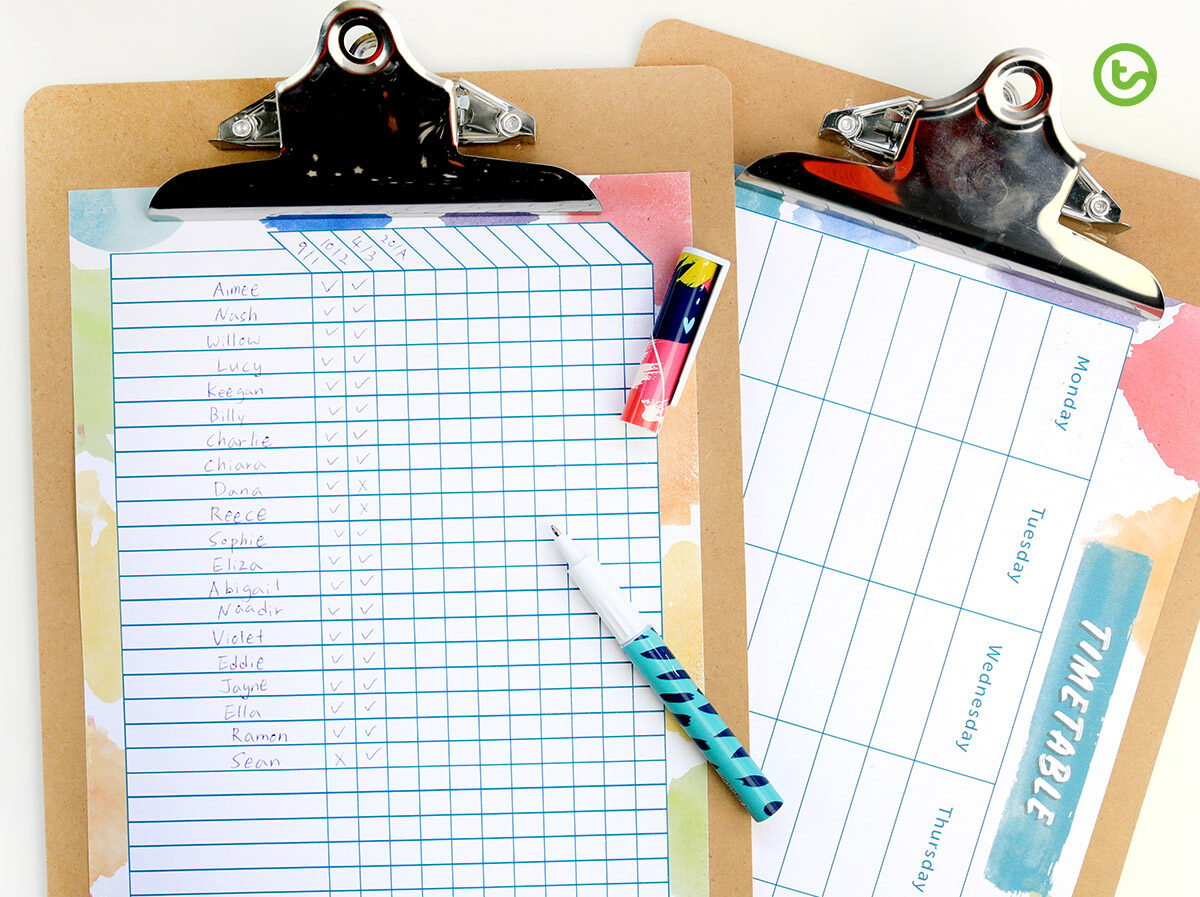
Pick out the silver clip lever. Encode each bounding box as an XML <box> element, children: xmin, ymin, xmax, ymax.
<box><xmin>214</xmin><ymin>78</ymin><xmax>535</xmax><ymax>149</ymax></box>
<box><xmin>821</xmin><ymin>94</ymin><xmax>1125</xmax><ymax>231</ymax></box>
<box><xmin>740</xmin><ymin>49</ymin><xmax>1163</xmax><ymax>317</ymax></box>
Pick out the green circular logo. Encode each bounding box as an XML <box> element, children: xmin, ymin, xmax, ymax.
<box><xmin>1093</xmin><ymin>43</ymin><xmax>1157</xmax><ymax>106</ymax></box>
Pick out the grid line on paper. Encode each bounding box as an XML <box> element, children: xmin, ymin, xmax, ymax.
<box><xmin>739</xmin><ymin>218</ymin><xmax>780</xmax><ymax>343</ymax></box>
<box><xmin>752</xmin><ymin>248</ymin><xmax>872</xmax><ymax>736</ymax></box>
<box><xmin>112</xmin><ymin>253</ymin><xmax>136</xmax><ymax>895</ymax></box>
<box><xmin>309</xmin><ymin>269</ymin><xmax>335</xmax><ymax>891</ymax></box>
<box><xmin>818</xmin><ymin>279</ymin><xmax>961</xmax><ymax>892</ymax></box>
<box><xmin>741</xmin><ymin>235</ymin><xmax>826</xmax><ymax>502</ymax></box>
<box><xmin>107</xmin><ymin>220</ymin><xmax>669</xmax><ymax>896</ymax></box>
<box><xmin>738</xmin><ymin>374</ymin><xmax>1090</xmax><ymax>482</ymax></box>
<box><xmin>867</xmin><ymin>308</ymin><xmax>1053</xmax><ymax>897</ymax></box>
<box><xmin>761</xmin><ymin>261</ymin><xmax>915</xmax><ymax>897</ymax></box>
<box><xmin>564</xmin><ymin>251</ymin><xmax>580</xmax><ymax>890</ymax></box>
<box><xmin>748</xmin><ymin>710</ymin><xmax>995</xmax><ymax>787</ymax></box>
<box><xmin>740</xmin><ymin>548</ymin><xmax>1042</xmax><ymax>635</ymax></box>
<box><xmin>735</xmin><ymin>200</ymin><xmax>1132</xmax><ymax>897</ymax></box>
<box><xmin>953</xmin><ymin>323</ymin><xmax>1131</xmax><ymax>896</ymax></box>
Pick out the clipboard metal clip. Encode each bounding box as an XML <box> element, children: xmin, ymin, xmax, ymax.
<box><xmin>150</xmin><ymin>1</ymin><xmax>599</xmax><ymax>219</ymax></box>
<box><xmin>213</xmin><ymin>78</ymin><xmax>535</xmax><ymax>149</ymax></box>
<box><xmin>739</xmin><ymin>49</ymin><xmax>1164</xmax><ymax>318</ymax></box>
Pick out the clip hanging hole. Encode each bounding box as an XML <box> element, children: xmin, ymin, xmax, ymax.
<box><xmin>343</xmin><ymin>23</ymin><xmax>380</xmax><ymax>62</ymax></box>
<box><xmin>328</xmin><ymin>12</ymin><xmax>391</xmax><ymax>74</ymax></box>
<box><xmin>1001</xmin><ymin>68</ymin><xmax>1044</xmax><ymax>111</ymax></box>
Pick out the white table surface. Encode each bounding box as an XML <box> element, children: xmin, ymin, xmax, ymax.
<box><xmin>2</xmin><ymin>0</ymin><xmax>1197</xmax><ymax>892</ymax></box>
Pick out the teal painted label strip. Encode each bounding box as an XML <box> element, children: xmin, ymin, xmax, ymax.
<box><xmin>985</xmin><ymin>542</ymin><xmax>1151</xmax><ymax>894</ymax></box>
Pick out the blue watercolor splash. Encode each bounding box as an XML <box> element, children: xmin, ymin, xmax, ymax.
<box><xmin>789</xmin><ymin>205</ymin><xmax>918</xmax><ymax>253</ymax></box>
<box><xmin>733</xmin><ymin>174</ymin><xmax>918</xmax><ymax>253</ymax></box>
<box><xmin>69</xmin><ymin>188</ymin><xmax>181</xmax><ymax>251</ymax></box>
<box><xmin>439</xmin><ymin>212</ymin><xmax>540</xmax><ymax>226</ymax></box>
<box><xmin>985</xmin><ymin>542</ymin><xmax>1151</xmax><ymax>895</ymax></box>
<box><xmin>262</xmin><ymin>214</ymin><xmax>392</xmax><ymax>232</ymax></box>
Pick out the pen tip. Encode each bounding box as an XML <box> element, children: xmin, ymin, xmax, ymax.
<box><xmin>549</xmin><ymin>523</ymin><xmax>562</xmax><ymax>537</ymax></box>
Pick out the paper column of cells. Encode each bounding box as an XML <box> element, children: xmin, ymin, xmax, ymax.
<box><xmin>736</xmin><ymin>208</ymin><xmax>1132</xmax><ymax>897</ymax></box>
<box><xmin>112</xmin><ymin>222</ymin><xmax>667</xmax><ymax>897</ymax></box>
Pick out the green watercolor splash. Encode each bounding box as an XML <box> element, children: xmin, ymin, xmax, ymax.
<box><xmin>71</xmin><ymin>264</ymin><xmax>115</xmax><ymax>460</ymax></box>
<box><xmin>668</xmin><ymin>763</ymin><xmax>709</xmax><ymax>897</ymax></box>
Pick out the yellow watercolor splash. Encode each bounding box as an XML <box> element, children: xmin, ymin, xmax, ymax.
<box><xmin>86</xmin><ymin>718</ymin><xmax>128</xmax><ymax>883</ymax></box>
<box><xmin>675</xmin><ymin>253</ymin><xmax>719</xmax><ymax>289</ymax></box>
<box><xmin>1098</xmin><ymin>495</ymin><xmax>1197</xmax><ymax>652</ymax></box>
<box><xmin>663</xmin><ymin>538</ymin><xmax>704</xmax><ymax>682</ymax></box>
<box><xmin>657</xmin><ymin>385</ymin><xmax>700</xmax><ymax>528</ymax></box>
<box><xmin>77</xmin><ymin>469</ymin><xmax>122</xmax><ymax>703</ymax></box>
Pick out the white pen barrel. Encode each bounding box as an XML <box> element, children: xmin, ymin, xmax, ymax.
<box><xmin>565</xmin><ymin>555</ymin><xmax>649</xmax><ymax>646</ymax></box>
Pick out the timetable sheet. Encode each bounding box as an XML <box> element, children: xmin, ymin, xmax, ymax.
<box><xmin>736</xmin><ymin>183</ymin><xmax>1200</xmax><ymax>897</ymax></box>
<box><xmin>70</xmin><ymin>177</ymin><xmax>708</xmax><ymax>897</ymax></box>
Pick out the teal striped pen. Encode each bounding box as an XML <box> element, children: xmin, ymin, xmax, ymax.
<box><xmin>549</xmin><ymin>524</ymin><xmax>783</xmax><ymax>821</ymax></box>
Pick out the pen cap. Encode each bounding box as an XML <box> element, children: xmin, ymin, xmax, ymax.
<box><xmin>663</xmin><ymin>248</ymin><xmax>727</xmax><ymax>407</ymax></box>
<box><xmin>621</xmin><ymin>247</ymin><xmax>728</xmax><ymax>432</ymax></box>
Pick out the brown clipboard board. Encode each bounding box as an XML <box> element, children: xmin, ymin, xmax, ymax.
<box><xmin>24</xmin><ymin>64</ymin><xmax>748</xmax><ymax>897</ymax></box>
<box><xmin>638</xmin><ymin>20</ymin><xmax>1200</xmax><ymax>897</ymax></box>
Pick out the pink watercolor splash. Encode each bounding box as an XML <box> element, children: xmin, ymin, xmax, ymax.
<box><xmin>1121</xmin><ymin>304</ymin><xmax>1200</xmax><ymax>483</ymax></box>
<box><xmin>570</xmin><ymin>172</ymin><xmax>693</xmax><ymax>304</ymax></box>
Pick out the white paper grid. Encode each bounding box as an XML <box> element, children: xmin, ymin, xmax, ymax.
<box><xmin>110</xmin><ymin>221</ymin><xmax>671</xmax><ymax>897</ymax></box>
<box><xmin>735</xmin><ymin>205</ymin><xmax>1133</xmax><ymax>897</ymax></box>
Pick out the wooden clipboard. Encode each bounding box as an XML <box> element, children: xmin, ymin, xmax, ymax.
<box><xmin>638</xmin><ymin>21</ymin><xmax>1200</xmax><ymax>897</ymax></box>
<box><xmin>24</xmin><ymin>65</ymin><xmax>747</xmax><ymax>897</ymax></box>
